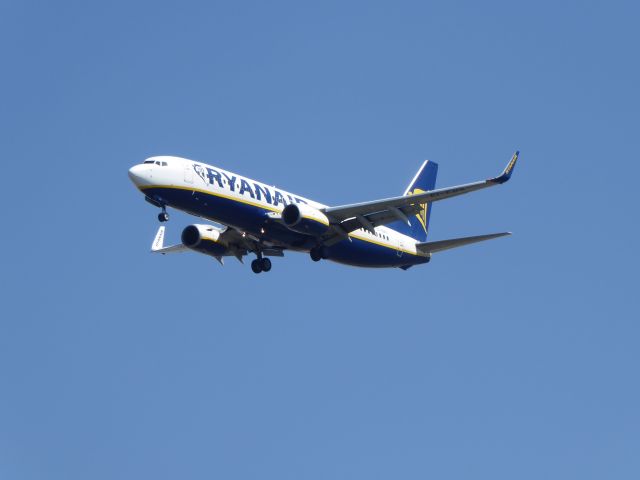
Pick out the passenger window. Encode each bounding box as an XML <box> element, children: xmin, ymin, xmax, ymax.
<box><xmin>162</xmin><ymin>162</ymin><xmax>168</xmax><ymax>166</ymax></box>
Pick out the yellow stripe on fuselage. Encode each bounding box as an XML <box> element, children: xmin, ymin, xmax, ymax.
<box><xmin>348</xmin><ymin>231</ymin><xmax>423</xmax><ymax>256</ymax></box>
<box><xmin>139</xmin><ymin>184</ymin><xmax>282</xmax><ymax>213</ymax></box>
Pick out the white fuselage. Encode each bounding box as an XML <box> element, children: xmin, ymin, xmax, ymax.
<box><xmin>129</xmin><ymin>156</ymin><xmax>426</xmax><ymax>267</ymax></box>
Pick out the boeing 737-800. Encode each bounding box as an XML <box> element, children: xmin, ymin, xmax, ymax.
<box><xmin>128</xmin><ymin>152</ymin><xmax>519</xmax><ymax>273</ymax></box>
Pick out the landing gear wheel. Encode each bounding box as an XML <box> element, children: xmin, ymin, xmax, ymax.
<box><xmin>260</xmin><ymin>257</ymin><xmax>272</xmax><ymax>272</ymax></box>
<box><xmin>310</xmin><ymin>247</ymin><xmax>322</xmax><ymax>262</ymax></box>
<box><xmin>251</xmin><ymin>259</ymin><xmax>263</xmax><ymax>274</ymax></box>
<box><xmin>158</xmin><ymin>211</ymin><xmax>169</xmax><ymax>222</ymax></box>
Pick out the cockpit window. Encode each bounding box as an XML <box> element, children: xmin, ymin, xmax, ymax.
<box><xmin>143</xmin><ymin>159</ymin><xmax>168</xmax><ymax>166</ymax></box>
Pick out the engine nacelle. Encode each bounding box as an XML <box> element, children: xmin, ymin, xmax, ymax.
<box><xmin>282</xmin><ymin>203</ymin><xmax>330</xmax><ymax>236</ymax></box>
<box><xmin>181</xmin><ymin>224</ymin><xmax>228</xmax><ymax>257</ymax></box>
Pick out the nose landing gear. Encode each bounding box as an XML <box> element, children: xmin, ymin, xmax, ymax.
<box><xmin>157</xmin><ymin>206</ymin><xmax>169</xmax><ymax>223</ymax></box>
<box><xmin>145</xmin><ymin>196</ymin><xmax>169</xmax><ymax>222</ymax></box>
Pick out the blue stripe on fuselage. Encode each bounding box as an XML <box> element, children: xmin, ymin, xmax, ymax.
<box><xmin>141</xmin><ymin>186</ymin><xmax>428</xmax><ymax>268</ymax></box>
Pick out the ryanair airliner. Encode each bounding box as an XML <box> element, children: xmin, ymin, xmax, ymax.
<box><xmin>128</xmin><ymin>152</ymin><xmax>519</xmax><ymax>273</ymax></box>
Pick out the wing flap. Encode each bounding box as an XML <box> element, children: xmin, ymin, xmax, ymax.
<box><xmin>337</xmin><ymin>204</ymin><xmax>420</xmax><ymax>234</ymax></box>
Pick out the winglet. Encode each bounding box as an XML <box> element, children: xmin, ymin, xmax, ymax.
<box><xmin>149</xmin><ymin>226</ymin><xmax>189</xmax><ymax>254</ymax></box>
<box><xmin>151</xmin><ymin>226</ymin><xmax>165</xmax><ymax>251</ymax></box>
<box><xmin>493</xmin><ymin>151</ymin><xmax>519</xmax><ymax>184</ymax></box>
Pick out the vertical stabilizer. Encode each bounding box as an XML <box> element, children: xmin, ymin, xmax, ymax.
<box><xmin>389</xmin><ymin>160</ymin><xmax>438</xmax><ymax>242</ymax></box>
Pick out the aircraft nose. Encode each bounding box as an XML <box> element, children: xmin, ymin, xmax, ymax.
<box><xmin>128</xmin><ymin>164</ymin><xmax>150</xmax><ymax>187</ymax></box>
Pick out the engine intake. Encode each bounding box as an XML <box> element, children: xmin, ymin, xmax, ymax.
<box><xmin>181</xmin><ymin>224</ymin><xmax>227</xmax><ymax>257</ymax></box>
<box><xmin>282</xmin><ymin>204</ymin><xmax>330</xmax><ymax>236</ymax></box>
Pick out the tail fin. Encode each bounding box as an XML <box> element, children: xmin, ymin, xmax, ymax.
<box><xmin>389</xmin><ymin>160</ymin><xmax>438</xmax><ymax>242</ymax></box>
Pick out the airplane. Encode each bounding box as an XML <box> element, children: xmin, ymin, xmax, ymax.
<box><xmin>128</xmin><ymin>151</ymin><xmax>519</xmax><ymax>273</ymax></box>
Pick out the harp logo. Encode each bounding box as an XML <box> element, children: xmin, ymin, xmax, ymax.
<box><xmin>193</xmin><ymin>164</ymin><xmax>208</xmax><ymax>184</ymax></box>
<box><xmin>408</xmin><ymin>188</ymin><xmax>429</xmax><ymax>233</ymax></box>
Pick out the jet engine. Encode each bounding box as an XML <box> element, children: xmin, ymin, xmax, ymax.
<box><xmin>181</xmin><ymin>224</ymin><xmax>229</xmax><ymax>257</ymax></box>
<box><xmin>281</xmin><ymin>203</ymin><xmax>330</xmax><ymax>236</ymax></box>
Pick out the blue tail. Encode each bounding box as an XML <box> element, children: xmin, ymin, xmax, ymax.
<box><xmin>389</xmin><ymin>160</ymin><xmax>438</xmax><ymax>242</ymax></box>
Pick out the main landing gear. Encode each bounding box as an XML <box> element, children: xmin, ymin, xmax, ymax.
<box><xmin>251</xmin><ymin>255</ymin><xmax>272</xmax><ymax>274</ymax></box>
<box><xmin>157</xmin><ymin>206</ymin><xmax>169</xmax><ymax>223</ymax></box>
<box><xmin>309</xmin><ymin>246</ymin><xmax>328</xmax><ymax>262</ymax></box>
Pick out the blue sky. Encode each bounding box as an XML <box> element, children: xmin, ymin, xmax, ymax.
<box><xmin>1</xmin><ymin>1</ymin><xmax>638</xmax><ymax>479</ymax></box>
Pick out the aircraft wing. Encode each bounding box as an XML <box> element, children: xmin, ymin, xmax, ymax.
<box><xmin>322</xmin><ymin>151</ymin><xmax>519</xmax><ymax>236</ymax></box>
<box><xmin>217</xmin><ymin>227</ymin><xmax>285</xmax><ymax>259</ymax></box>
<box><xmin>416</xmin><ymin>232</ymin><xmax>511</xmax><ymax>254</ymax></box>
<box><xmin>150</xmin><ymin>225</ymin><xmax>284</xmax><ymax>264</ymax></box>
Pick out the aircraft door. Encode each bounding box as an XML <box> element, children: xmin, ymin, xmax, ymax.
<box><xmin>184</xmin><ymin>164</ymin><xmax>193</xmax><ymax>183</ymax></box>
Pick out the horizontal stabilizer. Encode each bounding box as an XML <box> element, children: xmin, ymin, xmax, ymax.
<box><xmin>416</xmin><ymin>232</ymin><xmax>511</xmax><ymax>254</ymax></box>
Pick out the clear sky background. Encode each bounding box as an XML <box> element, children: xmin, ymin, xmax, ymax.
<box><xmin>1</xmin><ymin>1</ymin><xmax>638</xmax><ymax>479</ymax></box>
